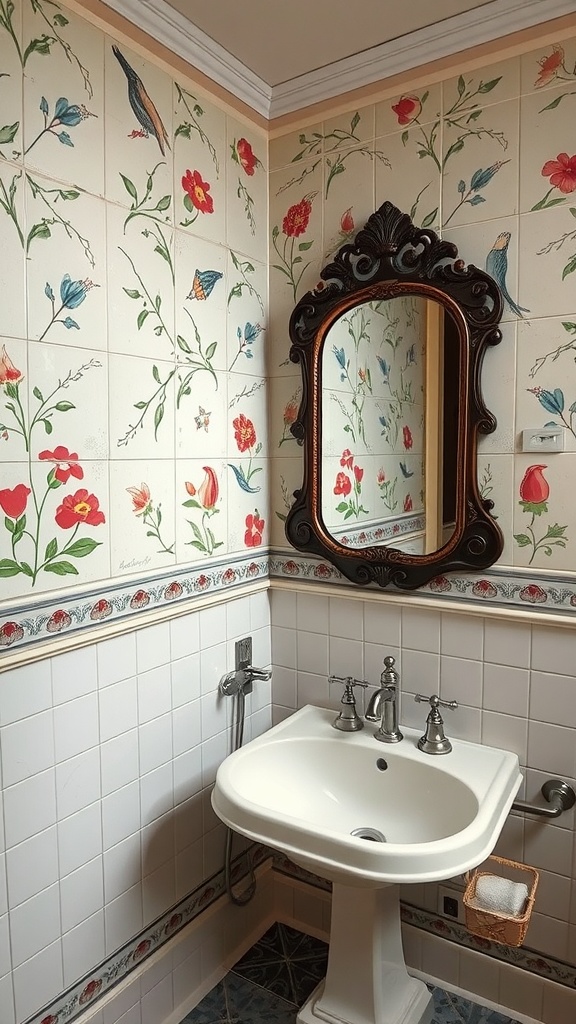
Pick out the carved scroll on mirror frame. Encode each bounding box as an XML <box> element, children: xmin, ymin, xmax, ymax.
<box><xmin>285</xmin><ymin>200</ymin><xmax>504</xmax><ymax>591</ymax></box>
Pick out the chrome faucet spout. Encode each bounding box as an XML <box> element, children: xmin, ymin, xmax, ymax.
<box><xmin>366</xmin><ymin>656</ymin><xmax>403</xmax><ymax>743</ymax></box>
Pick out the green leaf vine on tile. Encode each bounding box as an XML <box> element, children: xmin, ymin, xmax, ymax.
<box><xmin>120</xmin><ymin>163</ymin><xmax>174</xmax><ymax>281</ymax></box>
<box><xmin>282</xmin><ymin>112</ymin><xmax>391</xmax><ymax>199</ymax></box>
<box><xmin>174</xmin><ymin>83</ymin><xmax>219</xmax><ymax>172</ymax></box>
<box><xmin>126</xmin><ymin>482</ymin><xmax>174</xmax><ymax>555</ymax></box>
<box><xmin>537</xmin><ymin>206</ymin><xmax>576</xmax><ymax>282</ymax></box>
<box><xmin>0</xmin><ymin>0</ymin><xmax>92</xmax><ymax>97</ymax></box>
<box><xmin>227</xmin><ymin>250</ymin><xmax>265</xmax><ymax>316</ymax></box>
<box><xmin>529</xmin><ymin>321</ymin><xmax>576</xmax><ymax>378</ymax></box>
<box><xmin>0</xmin><ymin>168</ymin><xmax>93</xmax><ymax>264</ymax></box>
<box><xmin>0</xmin><ymin>349</ymin><xmax>104</xmax><ymax>585</ymax></box>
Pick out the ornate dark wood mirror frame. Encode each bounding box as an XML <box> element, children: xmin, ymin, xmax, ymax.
<box><xmin>285</xmin><ymin>200</ymin><xmax>504</xmax><ymax>590</ymax></box>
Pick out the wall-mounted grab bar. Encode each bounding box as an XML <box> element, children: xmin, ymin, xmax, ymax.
<box><xmin>511</xmin><ymin>779</ymin><xmax>575</xmax><ymax>819</ymax></box>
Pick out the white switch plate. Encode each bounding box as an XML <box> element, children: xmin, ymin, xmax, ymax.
<box><xmin>521</xmin><ymin>427</ymin><xmax>564</xmax><ymax>453</ymax></box>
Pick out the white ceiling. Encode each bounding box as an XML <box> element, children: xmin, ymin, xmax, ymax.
<box><xmin>162</xmin><ymin>0</ymin><xmax>494</xmax><ymax>87</ymax></box>
<box><xmin>104</xmin><ymin>0</ymin><xmax>576</xmax><ymax>117</ymax></box>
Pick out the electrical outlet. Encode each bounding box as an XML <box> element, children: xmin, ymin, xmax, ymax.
<box><xmin>438</xmin><ymin>885</ymin><xmax>466</xmax><ymax>923</ymax></box>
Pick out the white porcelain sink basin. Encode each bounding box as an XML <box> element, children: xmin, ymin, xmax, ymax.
<box><xmin>212</xmin><ymin>704</ymin><xmax>522</xmax><ymax>885</ymax></box>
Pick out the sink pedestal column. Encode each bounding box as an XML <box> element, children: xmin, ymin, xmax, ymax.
<box><xmin>297</xmin><ymin>883</ymin><xmax>433</xmax><ymax>1024</ymax></box>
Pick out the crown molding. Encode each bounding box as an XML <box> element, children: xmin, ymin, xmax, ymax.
<box><xmin>103</xmin><ymin>0</ymin><xmax>575</xmax><ymax>120</ymax></box>
<box><xmin>101</xmin><ymin>0</ymin><xmax>272</xmax><ymax>116</ymax></box>
<box><xmin>269</xmin><ymin>0</ymin><xmax>576</xmax><ymax>117</ymax></box>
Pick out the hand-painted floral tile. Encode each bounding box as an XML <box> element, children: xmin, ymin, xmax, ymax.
<box><xmin>27</xmin><ymin>341</ymin><xmax>108</xmax><ymax>461</ymax></box>
<box><xmin>516</xmin><ymin>315</ymin><xmax>576</xmax><ymax>455</ymax></box>
<box><xmin>22</xmin><ymin>3</ymin><xmax>104</xmax><ymax>197</ymax></box>
<box><xmin>375</xmin><ymin>126</ymin><xmax>440</xmax><ymax>231</ymax></box>
<box><xmin>0</xmin><ymin>455</ymin><xmax>109</xmax><ymax>599</ymax></box>
<box><xmin>512</xmin><ymin>453</ymin><xmax>573</xmax><ymax>570</ymax></box>
<box><xmin>376</xmin><ymin>84</ymin><xmax>441</xmax><ymax>139</ymax></box>
<box><xmin>520</xmin><ymin>39</ymin><xmax>576</xmax><ymax>96</ymax></box>
<box><xmin>268</xmin><ymin>375</ymin><xmax>302</xmax><ymax>453</ymax></box>
<box><xmin>173</xmin><ymin>78</ymin><xmax>225</xmax><ymax>248</ymax></box>
<box><xmin>518</xmin><ymin>207</ymin><xmax>576</xmax><ymax>319</ymax></box>
<box><xmin>270</xmin><ymin>123</ymin><xmax>323</xmax><ymax>172</ymax></box>
<box><xmin>109</xmin><ymin>459</ymin><xmax>176</xmax><ymax>576</ymax></box>
<box><xmin>25</xmin><ymin>178</ymin><xmax>106</xmax><ymax>348</ymax></box>
<box><xmin>174</xmin><ymin>231</ymin><xmax>227</xmax><ymax>374</ymax></box>
<box><xmin>476</xmin><ymin>452</ymin><xmax>514</xmax><ymax>566</ymax></box>
<box><xmin>227</xmin><ymin>258</ymin><xmax>267</xmax><ymax>380</ymax></box>
<box><xmin>322</xmin><ymin>105</ymin><xmax>375</xmax><ymax>152</ymax></box>
<box><xmin>442</xmin><ymin>216</ymin><xmax>525</xmax><ymax>324</ymax></box>
<box><xmin>270</xmin><ymin>457</ymin><xmax>300</xmax><ymax>545</ymax></box>
<box><xmin>323</xmin><ymin>147</ymin><xmax>378</xmax><ymax>259</ymax></box>
<box><xmin>105</xmin><ymin>38</ymin><xmax>173</xmax><ymax>209</ymax></box>
<box><xmin>443</xmin><ymin>57</ymin><xmax>520</xmax><ymax>114</ymax></box>
<box><xmin>227</xmin><ymin>117</ymin><xmax>267</xmax><ymax>264</ymax></box>
<box><xmin>441</xmin><ymin>98</ymin><xmax>519</xmax><ymax>229</ymax></box>
<box><xmin>0</xmin><ymin>163</ymin><xmax>26</xmax><ymax>338</ymax></box>
<box><xmin>106</xmin><ymin>201</ymin><xmax>175</xmax><ymax>361</ymax></box>
<box><xmin>226</xmin><ymin>373</ymin><xmax>268</xmax><ymax>487</ymax></box>
<box><xmin>477</xmin><ymin>319</ymin><xmax>516</xmax><ymax>455</ymax></box>
<box><xmin>519</xmin><ymin>83</ymin><xmax>576</xmax><ymax>215</ymax></box>
<box><xmin>226</xmin><ymin>460</ymin><xmax>269</xmax><ymax>555</ymax></box>
<box><xmin>109</xmin><ymin>351</ymin><xmax>176</xmax><ymax>459</ymax></box>
<box><xmin>175</xmin><ymin>371</ymin><xmax>226</xmax><ymax>461</ymax></box>
<box><xmin>0</xmin><ymin>0</ymin><xmax>23</xmax><ymax>163</ymax></box>
<box><xmin>174</xmin><ymin>458</ymin><xmax>228</xmax><ymax>562</ymax></box>
<box><xmin>0</xmin><ymin>337</ymin><xmax>28</xmax><ymax>461</ymax></box>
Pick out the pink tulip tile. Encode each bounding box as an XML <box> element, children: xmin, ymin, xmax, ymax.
<box><xmin>0</xmin><ymin>0</ymin><xmax>22</xmax><ymax>163</ymax></box>
<box><xmin>26</xmin><ymin>341</ymin><xmax>108</xmax><ymax>461</ymax></box>
<box><xmin>0</xmin><ymin>337</ymin><xmax>28</xmax><ymax>460</ymax></box>
<box><xmin>226</xmin><ymin>460</ymin><xmax>269</xmax><ymax>555</ymax></box>
<box><xmin>174</xmin><ymin>230</ymin><xmax>227</xmax><ymax>373</ymax></box>
<box><xmin>106</xmin><ymin>201</ymin><xmax>175</xmax><ymax>360</ymax></box>
<box><xmin>477</xmin><ymin>453</ymin><xmax>514</xmax><ymax>567</ymax></box>
<box><xmin>22</xmin><ymin>4</ymin><xmax>104</xmax><ymax>197</ymax></box>
<box><xmin>512</xmin><ymin>454</ymin><xmax>574</xmax><ymax>570</ymax></box>
<box><xmin>376</xmin><ymin>84</ymin><xmax>441</xmax><ymax>138</ymax></box>
<box><xmin>270</xmin><ymin>123</ymin><xmax>323</xmax><ymax>172</ymax></box>
<box><xmin>109</xmin><ymin>460</ymin><xmax>177</xmax><ymax>577</ymax></box>
<box><xmin>442</xmin><ymin>215</ymin><xmax>523</xmax><ymax>323</ymax></box>
<box><xmin>477</xmin><ymin>319</ymin><xmax>516</xmax><ymax>455</ymax></box>
<box><xmin>270</xmin><ymin>457</ymin><xmax>301</xmax><ymax>547</ymax></box>
<box><xmin>518</xmin><ymin>208</ymin><xmax>576</xmax><ymax>319</ymax></box>
<box><xmin>174</xmin><ymin>459</ymin><xmax>228</xmax><ymax>563</ymax></box>
<box><xmin>0</xmin><ymin>456</ymin><xmax>109</xmax><ymax>599</ymax></box>
<box><xmin>25</xmin><ymin>179</ymin><xmax>106</xmax><ymax>349</ymax></box>
<box><xmin>0</xmin><ymin>163</ymin><xmax>27</xmax><ymax>340</ymax></box>
<box><xmin>441</xmin><ymin>97</ymin><xmax>519</xmax><ymax>229</ymax></box>
<box><xmin>516</xmin><ymin>316</ymin><xmax>576</xmax><ymax>455</ymax></box>
<box><xmin>109</xmin><ymin>352</ymin><xmax>175</xmax><ymax>460</ymax></box>
<box><xmin>104</xmin><ymin>38</ymin><xmax>173</xmax><ymax>208</ymax></box>
<box><xmin>226</xmin><ymin>116</ymin><xmax>267</xmax><ymax>263</ymax></box>
<box><xmin>175</xmin><ymin>371</ymin><xmax>227</xmax><ymax>461</ymax></box>
<box><xmin>520</xmin><ymin>40</ymin><xmax>576</xmax><ymax>96</ymax></box>
<box><xmin>519</xmin><ymin>84</ymin><xmax>576</xmax><ymax>214</ymax></box>
<box><xmin>226</xmin><ymin>251</ymin><xmax>267</xmax><ymax>378</ymax></box>
<box><xmin>375</xmin><ymin>127</ymin><xmax>440</xmax><ymax>231</ymax></box>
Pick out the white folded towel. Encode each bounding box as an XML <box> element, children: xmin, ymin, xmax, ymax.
<box><xmin>470</xmin><ymin>873</ymin><xmax>529</xmax><ymax>918</ymax></box>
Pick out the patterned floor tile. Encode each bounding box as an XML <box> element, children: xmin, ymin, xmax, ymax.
<box><xmin>231</xmin><ymin>922</ymin><xmax>328</xmax><ymax>1005</ymax></box>
<box><xmin>182</xmin><ymin>972</ymin><xmax>297</xmax><ymax>1024</ymax></box>
<box><xmin>430</xmin><ymin>985</ymin><xmax>521</xmax><ymax>1023</ymax></box>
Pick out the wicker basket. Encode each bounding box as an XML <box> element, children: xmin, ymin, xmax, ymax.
<box><xmin>463</xmin><ymin>855</ymin><xmax>539</xmax><ymax>947</ymax></box>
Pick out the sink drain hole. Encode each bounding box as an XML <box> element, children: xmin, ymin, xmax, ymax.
<box><xmin>351</xmin><ymin>827</ymin><xmax>386</xmax><ymax>843</ymax></box>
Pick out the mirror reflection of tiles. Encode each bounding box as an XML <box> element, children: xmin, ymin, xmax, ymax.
<box><xmin>180</xmin><ymin>922</ymin><xmax>522</xmax><ymax>1024</ymax></box>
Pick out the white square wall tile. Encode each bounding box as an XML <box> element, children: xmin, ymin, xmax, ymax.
<box><xmin>482</xmin><ymin>711</ymin><xmax>527</xmax><ymax>763</ymax></box>
<box><xmin>139</xmin><ymin>714</ymin><xmax>173</xmax><ymax>775</ymax></box>
<box><xmin>439</xmin><ymin>656</ymin><xmax>482</xmax><ymax>707</ymax></box>
<box><xmin>296</xmin><ymin>593</ymin><xmax>329</xmax><ymax>634</ymax></box>
<box><xmin>172</xmin><ymin>700</ymin><xmax>201</xmax><ymax>757</ymax></box>
<box><xmin>102</xmin><ymin>781</ymin><xmax>141</xmax><ymax>851</ymax></box>
<box><xmin>54</xmin><ymin>693</ymin><xmax>99</xmax><ymax>762</ymax></box>
<box><xmin>440</xmin><ymin>613</ymin><xmax>483</xmax><ymax>660</ymax></box>
<box><xmin>484</xmin><ymin>619</ymin><xmax>530</xmax><ymax>668</ymax></box>
<box><xmin>329</xmin><ymin>597</ymin><xmax>363</xmax><ymax>641</ymax></box>
<box><xmin>401</xmin><ymin>608</ymin><xmax>440</xmax><ymax>653</ymax></box>
<box><xmin>103</xmin><ymin>832</ymin><xmax>141</xmax><ymax>904</ymax></box>
<box><xmin>1</xmin><ymin>710</ymin><xmax>55</xmax><ymax>787</ymax></box>
<box><xmin>530</xmin><ymin>671</ymin><xmax>576</xmax><ymax>728</ymax></box>
<box><xmin>199</xmin><ymin>604</ymin><xmax>227</xmax><ymax>650</ymax></box>
<box><xmin>97</xmin><ymin>632</ymin><xmax>137</xmax><ymax>687</ymax></box>
<box><xmin>6</xmin><ymin>826</ymin><xmax>59</xmax><ymax>909</ymax></box>
<box><xmin>12</xmin><ymin>939</ymin><xmax>63</xmax><ymax>1024</ymax></box>
<box><xmin>99</xmin><ymin>677</ymin><xmax>138</xmax><ymax>743</ymax></box>
<box><xmin>483</xmin><ymin>663</ymin><xmax>529</xmax><ymax>717</ymax></box>
<box><xmin>170</xmin><ymin>612</ymin><xmax>200</xmax><ymax>661</ymax></box>
<box><xmin>138</xmin><ymin>665</ymin><xmax>171</xmax><ymax>724</ymax></box>
<box><xmin>52</xmin><ymin>645</ymin><xmax>98</xmax><ymax>705</ymax></box>
<box><xmin>0</xmin><ymin>659</ymin><xmax>52</xmax><ymax>725</ymax></box>
<box><xmin>104</xmin><ymin>883</ymin><xmax>143</xmax><ymax>956</ymax></box>
<box><xmin>62</xmin><ymin>911</ymin><xmax>105</xmax><ymax>987</ymax></box>
<box><xmin>270</xmin><ymin>589</ymin><xmax>297</xmax><ymax>629</ymax></box>
<box><xmin>136</xmin><ymin>621</ymin><xmax>171</xmax><ymax>673</ymax></box>
<box><xmin>3</xmin><ymin>770</ymin><xmax>57</xmax><ymax>848</ymax></box>
<box><xmin>10</xmin><ymin>883</ymin><xmax>61</xmax><ymax>967</ymax></box>
<box><xmin>172</xmin><ymin>652</ymin><xmax>201</xmax><ymax>708</ymax></box>
<box><xmin>60</xmin><ymin>856</ymin><xmax>103</xmax><ymax>932</ymax></box>
<box><xmin>531</xmin><ymin>626</ymin><xmax>576</xmax><ymax>676</ymax></box>
<box><xmin>58</xmin><ymin>803</ymin><xmax>103</xmax><ymax>877</ymax></box>
<box><xmin>56</xmin><ymin>747</ymin><xmax>101</xmax><ymax>820</ymax></box>
<box><xmin>528</xmin><ymin>721</ymin><xmax>576</xmax><ymax>778</ymax></box>
<box><xmin>101</xmin><ymin>729</ymin><xmax>139</xmax><ymax>796</ymax></box>
<box><xmin>364</xmin><ymin>602</ymin><xmax>401</xmax><ymax>648</ymax></box>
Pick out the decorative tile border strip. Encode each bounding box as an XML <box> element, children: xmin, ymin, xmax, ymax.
<box><xmin>27</xmin><ymin>846</ymin><xmax>271</xmax><ymax>1024</ymax></box>
<box><xmin>0</xmin><ymin>553</ymin><xmax>270</xmax><ymax>659</ymax></box>
<box><xmin>269</xmin><ymin>550</ymin><xmax>576</xmax><ymax>614</ymax></box>
<box><xmin>331</xmin><ymin>514</ymin><xmax>426</xmax><ymax>549</ymax></box>
<box><xmin>272</xmin><ymin>855</ymin><xmax>576</xmax><ymax>991</ymax></box>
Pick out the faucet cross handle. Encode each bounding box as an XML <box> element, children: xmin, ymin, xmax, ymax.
<box><xmin>330</xmin><ymin>677</ymin><xmax>368</xmax><ymax>732</ymax></box>
<box><xmin>414</xmin><ymin>693</ymin><xmax>458</xmax><ymax>711</ymax></box>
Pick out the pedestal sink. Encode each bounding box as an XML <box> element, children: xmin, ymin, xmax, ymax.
<box><xmin>212</xmin><ymin>705</ymin><xmax>522</xmax><ymax>1024</ymax></box>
